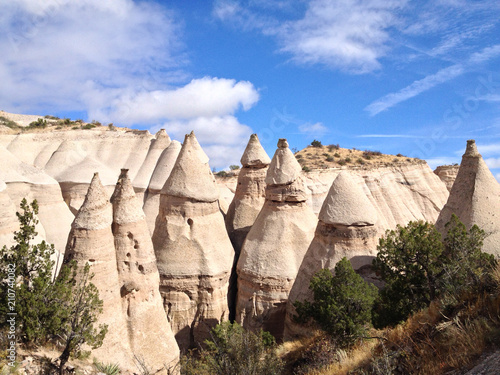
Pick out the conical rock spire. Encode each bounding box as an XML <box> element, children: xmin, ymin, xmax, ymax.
<box><xmin>152</xmin><ymin>132</ymin><xmax>235</xmax><ymax>350</ymax></box>
<box><xmin>112</xmin><ymin>170</ymin><xmax>180</xmax><ymax>373</ymax></box>
<box><xmin>436</xmin><ymin>140</ymin><xmax>500</xmax><ymax>255</ymax></box>
<box><xmin>240</xmin><ymin>133</ymin><xmax>271</xmax><ymax>166</ymax></box>
<box><xmin>64</xmin><ymin>172</ymin><xmax>134</xmax><ymax>369</ymax></box>
<box><xmin>236</xmin><ymin>138</ymin><xmax>316</xmax><ymax>340</ymax></box>
<box><xmin>319</xmin><ymin>171</ymin><xmax>378</xmax><ymax>226</ymax></box>
<box><xmin>284</xmin><ymin>171</ymin><xmax>380</xmax><ymax>339</ymax></box>
<box><xmin>265</xmin><ymin>139</ymin><xmax>302</xmax><ymax>185</ymax></box>
<box><xmin>162</xmin><ymin>131</ymin><xmax>218</xmax><ymax>202</ymax></box>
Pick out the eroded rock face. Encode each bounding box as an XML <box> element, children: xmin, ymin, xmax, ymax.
<box><xmin>0</xmin><ymin>144</ymin><xmax>73</xmax><ymax>263</ymax></box>
<box><xmin>152</xmin><ymin>132</ymin><xmax>234</xmax><ymax>350</ymax></box>
<box><xmin>434</xmin><ymin>165</ymin><xmax>459</xmax><ymax>192</ymax></box>
<box><xmin>112</xmin><ymin>170</ymin><xmax>179</xmax><ymax>373</ymax></box>
<box><xmin>225</xmin><ymin>134</ymin><xmax>271</xmax><ymax>259</ymax></box>
<box><xmin>225</xmin><ymin>134</ymin><xmax>271</xmax><ymax>320</ymax></box>
<box><xmin>284</xmin><ymin>172</ymin><xmax>380</xmax><ymax>340</ymax></box>
<box><xmin>236</xmin><ymin>139</ymin><xmax>317</xmax><ymax>340</ymax></box>
<box><xmin>142</xmin><ymin>140</ymin><xmax>181</xmax><ymax>234</ymax></box>
<box><xmin>64</xmin><ymin>173</ymin><xmax>134</xmax><ymax>369</ymax></box>
<box><xmin>436</xmin><ymin>140</ymin><xmax>500</xmax><ymax>256</ymax></box>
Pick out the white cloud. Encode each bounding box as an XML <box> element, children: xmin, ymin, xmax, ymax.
<box><xmin>476</xmin><ymin>143</ymin><xmax>500</xmax><ymax>156</ymax></box>
<box><xmin>276</xmin><ymin>0</ymin><xmax>406</xmax><ymax>73</ymax></box>
<box><xmin>365</xmin><ymin>64</ymin><xmax>464</xmax><ymax>116</ymax></box>
<box><xmin>299</xmin><ymin>122</ymin><xmax>327</xmax><ymax>135</ymax></box>
<box><xmin>358</xmin><ymin>134</ymin><xmax>424</xmax><ymax>138</ymax></box>
<box><xmin>0</xmin><ymin>0</ymin><xmax>185</xmax><ymax>114</ymax></box>
<box><xmin>0</xmin><ymin>1</ymin><xmax>260</xmax><ymax>169</ymax></box>
<box><xmin>93</xmin><ymin>77</ymin><xmax>259</xmax><ymax>125</ymax></box>
<box><xmin>425</xmin><ymin>157</ymin><xmax>459</xmax><ymax>170</ymax></box>
<box><xmin>495</xmin><ymin>172</ymin><xmax>500</xmax><ymax>182</ymax></box>
<box><xmin>485</xmin><ymin>158</ymin><xmax>500</xmax><ymax>169</ymax></box>
<box><xmin>365</xmin><ymin>44</ymin><xmax>500</xmax><ymax>116</ymax></box>
<box><xmin>151</xmin><ymin>116</ymin><xmax>253</xmax><ymax>169</ymax></box>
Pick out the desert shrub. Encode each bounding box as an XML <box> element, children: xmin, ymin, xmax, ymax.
<box><xmin>91</xmin><ymin>120</ymin><xmax>102</xmax><ymax>126</ymax></box>
<box><xmin>344</xmin><ymin>157</ymin><xmax>352</xmax><ymax>163</ymax></box>
<box><xmin>337</xmin><ymin>159</ymin><xmax>346</xmax><ymax>166</ymax></box>
<box><xmin>357</xmin><ymin>158</ymin><xmax>365</xmax><ymax>165</ymax></box>
<box><xmin>181</xmin><ymin>322</ymin><xmax>283</xmax><ymax>375</ymax></box>
<box><xmin>326</xmin><ymin>155</ymin><xmax>334</xmax><ymax>162</ymax></box>
<box><xmin>63</xmin><ymin>118</ymin><xmax>71</xmax><ymax>125</ymax></box>
<box><xmin>334</xmin><ymin>152</ymin><xmax>340</xmax><ymax>158</ymax></box>
<box><xmin>93</xmin><ymin>360</ymin><xmax>120</xmax><ymax>375</ymax></box>
<box><xmin>396</xmin><ymin>153</ymin><xmax>404</xmax><ymax>157</ymax></box>
<box><xmin>392</xmin><ymin>158</ymin><xmax>398</xmax><ymax>163</ymax></box>
<box><xmin>82</xmin><ymin>124</ymin><xmax>96</xmax><ymax>130</ymax></box>
<box><xmin>0</xmin><ymin>116</ymin><xmax>20</xmax><ymax>129</ymax></box>
<box><xmin>44</xmin><ymin>115</ymin><xmax>59</xmax><ymax>120</ymax></box>
<box><xmin>216</xmin><ymin>171</ymin><xmax>228</xmax><ymax>177</ymax></box>
<box><xmin>229</xmin><ymin>165</ymin><xmax>240</xmax><ymax>170</ymax></box>
<box><xmin>302</xmin><ymin>166</ymin><xmax>311</xmax><ymax>172</ymax></box>
<box><xmin>363</xmin><ymin>150</ymin><xmax>382</xmax><ymax>158</ymax></box>
<box><xmin>28</xmin><ymin>118</ymin><xmax>47</xmax><ymax>128</ymax></box>
<box><xmin>311</xmin><ymin>139</ymin><xmax>322</xmax><ymax>148</ymax></box>
<box><xmin>294</xmin><ymin>258</ymin><xmax>378</xmax><ymax>349</ymax></box>
<box><xmin>328</xmin><ymin>144</ymin><xmax>340</xmax><ymax>151</ymax></box>
<box><xmin>372</xmin><ymin>216</ymin><xmax>496</xmax><ymax>328</ymax></box>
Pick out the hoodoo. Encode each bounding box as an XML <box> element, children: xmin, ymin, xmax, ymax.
<box><xmin>226</xmin><ymin>134</ymin><xmax>271</xmax><ymax>255</ymax></box>
<box><xmin>112</xmin><ymin>170</ymin><xmax>180</xmax><ymax>373</ymax></box>
<box><xmin>236</xmin><ymin>139</ymin><xmax>317</xmax><ymax>340</ymax></box>
<box><xmin>64</xmin><ymin>173</ymin><xmax>134</xmax><ymax>368</ymax></box>
<box><xmin>133</xmin><ymin>129</ymin><xmax>172</xmax><ymax>202</ymax></box>
<box><xmin>284</xmin><ymin>171</ymin><xmax>380</xmax><ymax>339</ymax></box>
<box><xmin>436</xmin><ymin>140</ymin><xmax>500</xmax><ymax>256</ymax></box>
<box><xmin>152</xmin><ymin>131</ymin><xmax>234</xmax><ymax>350</ymax></box>
<box><xmin>225</xmin><ymin>134</ymin><xmax>271</xmax><ymax>319</ymax></box>
<box><xmin>142</xmin><ymin>140</ymin><xmax>182</xmax><ymax>233</ymax></box>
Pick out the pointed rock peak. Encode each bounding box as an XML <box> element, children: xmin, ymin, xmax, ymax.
<box><xmin>265</xmin><ymin>138</ymin><xmax>302</xmax><ymax>185</ymax></box>
<box><xmin>113</xmin><ymin>170</ymin><xmax>144</xmax><ymax>224</ymax></box>
<box><xmin>74</xmin><ymin>173</ymin><xmax>113</xmax><ymax>230</ymax></box>
<box><xmin>184</xmin><ymin>131</ymin><xmax>209</xmax><ymax>164</ymax></box>
<box><xmin>240</xmin><ymin>134</ymin><xmax>271</xmax><ymax>167</ymax></box>
<box><xmin>319</xmin><ymin>171</ymin><xmax>378</xmax><ymax>226</ymax></box>
<box><xmin>152</xmin><ymin>128</ymin><xmax>171</xmax><ymax>149</ymax></box>
<box><xmin>110</xmin><ymin>169</ymin><xmax>129</xmax><ymax>204</ymax></box>
<box><xmin>464</xmin><ymin>139</ymin><xmax>481</xmax><ymax>157</ymax></box>
<box><xmin>162</xmin><ymin>132</ymin><xmax>219</xmax><ymax>201</ymax></box>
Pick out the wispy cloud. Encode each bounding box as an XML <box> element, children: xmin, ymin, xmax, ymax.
<box><xmin>365</xmin><ymin>44</ymin><xmax>500</xmax><ymax>116</ymax></box>
<box><xmin>357</xmin><ymin>134</ymin><xmax>425</xmax><ymax>138</ymax></box>
<box><xmin>485</xmin><ymin>157</ymin><xmax>500</xmax><ymax>169</ymax></box>
<box><xmin>425</xmin><ymin>156</ymin><xmax>459</xmax><ymax>170</ymax></box>
<box><xmin>299</xmin><ymin>122</ymin><xmax>327</xmax><ymax>135</ymax></box>
<box><xmin>276</xmin><ymin>0</ymin><xmax>406</xmax><ymax>73</ymax></box>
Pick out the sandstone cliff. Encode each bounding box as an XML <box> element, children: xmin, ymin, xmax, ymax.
<box><xmin>434</xmin><ymin>164</ymin><xmax>459</xmax><ymax>192</ymax></box>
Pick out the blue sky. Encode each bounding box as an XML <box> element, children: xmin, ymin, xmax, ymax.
<box><xmin>1</xmin><ymin>0</ymin><xmax>499</xmax><ymax>180</ymax></box>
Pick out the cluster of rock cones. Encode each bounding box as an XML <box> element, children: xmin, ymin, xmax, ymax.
<box><xmin>2</xmin><ymin>126</ymin><xmax>499</xmax><ymax>372</ymax></box>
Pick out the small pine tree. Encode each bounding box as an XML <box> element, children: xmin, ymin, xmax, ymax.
<box><xmin>181</xmin><ymin>321</ymin><xmax>283</xmax><ymax>375</ymax></box>
<box><xmin>0</xmin><ymin>199</ymin><xmax>107</xmax><ymax>374</ymax></box>
<box><xmin>311</xmin><ymin>139</ymin><xmax>322</xmax><ymax>148</ymax></box>
<box><xmin>294</xmin><ymin>258</ymin><xmax>378</xmax><ymax>348</ymax></box>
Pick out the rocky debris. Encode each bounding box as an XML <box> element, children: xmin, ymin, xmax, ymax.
<box><xmin>111</xmin><ymin>170</ymin><xmax>180</xmax><ymax>374</ymax></box>
<box><xmin>236</xmin><ymin>139</ymin><xmax>317</xmax><ymax>340</ymax></box>
<box><xmin>436</xmin><ymin>140</ymin><xmax>500</xmax><ymax>256</ymax></box>
<box><xmin>434</xmin><ymin>164</ymin><xmax>460</xmax><ymax>192</ymax></box>
<box><xmin>152</xmin><ymin>132</ymin><xmax>234</xmax><ymax>350</ymax></box>
<box><xmin>142</xmin><ymin>140</ymin><xmax>181</xmax><ymax>233</ymax></box>
<box><xmin>64</xmin><ymin>173</ymin><xmax>135</xmax><ymax>369</ymax></box>
<box><xmin>284</xmin><ymin>171</ymin><xmax>380</xmax><ymax>339</ymax></box>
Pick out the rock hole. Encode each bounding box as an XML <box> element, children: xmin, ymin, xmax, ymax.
<box><xmin>126</xmin><ymin>252</ymin><xmax>131</xmax><ymax>257</ymax></box>
<box><xmin>127</xmin><ymin>232</ymin><xmax>133</xmax><ymax>240</ymax></box>
<box><xmin>134</xmin><ymin>240</ymin><xmax>139</xmax><ymax>249</ymax></box>
<box><xmin>138</xmin><ymin>264</ymin><xmax>145</xmax><ymax>273</ymax></box>
<box><xmin>187</xmin><ymin>218</ymin><xmax>193</xmax><ymax>226</ymax></box>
